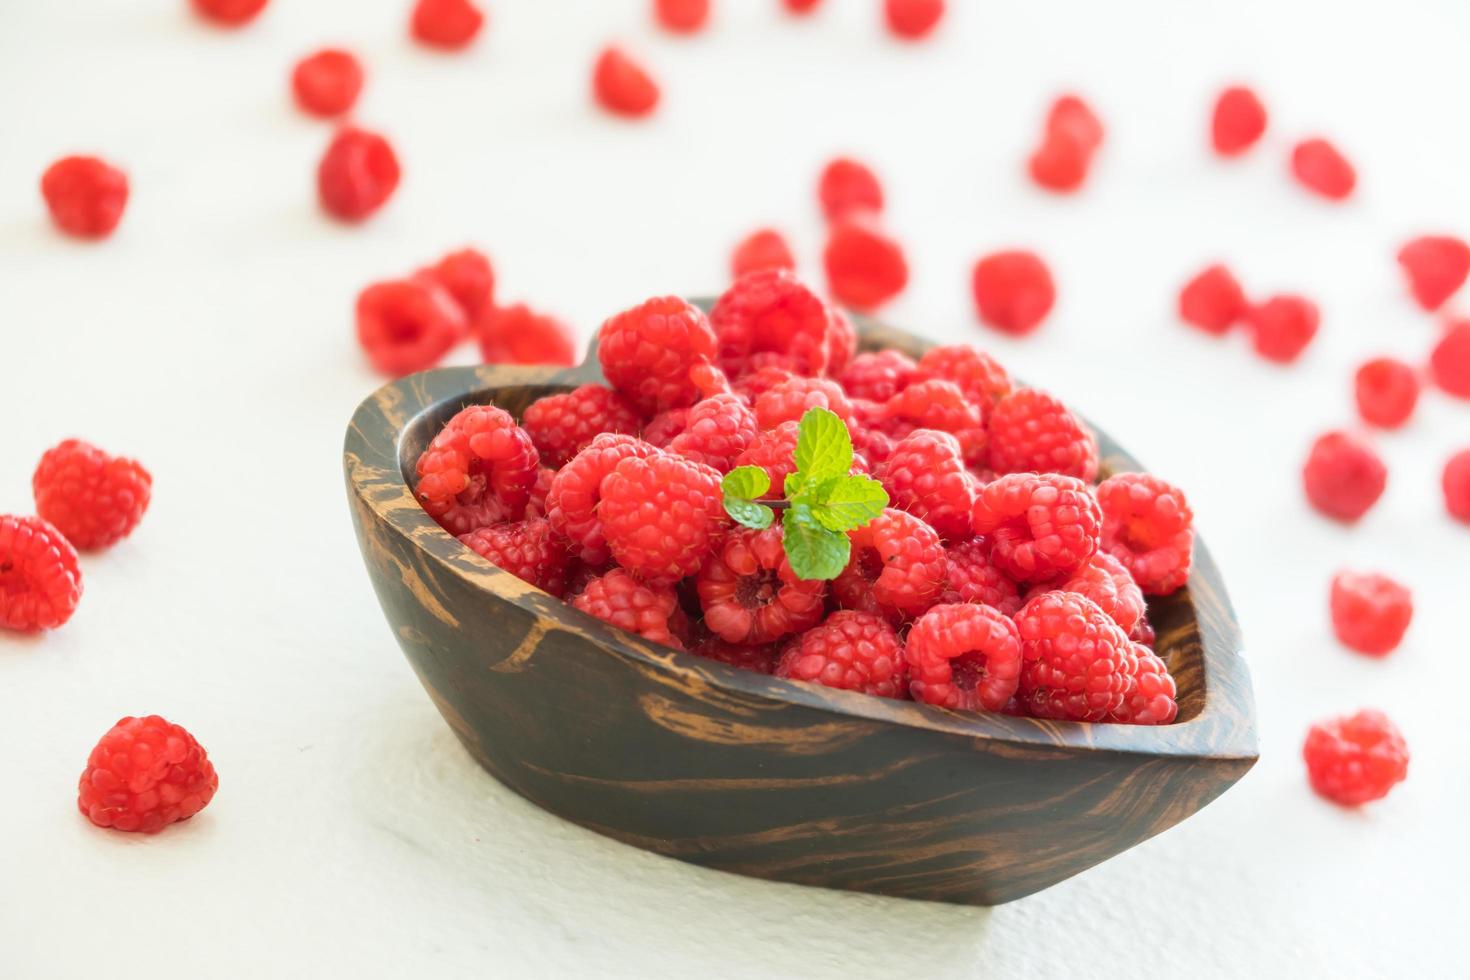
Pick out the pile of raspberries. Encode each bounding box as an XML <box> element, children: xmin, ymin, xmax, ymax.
<box><xmin>414</xmin><ymin>270</ymin><xmax>1191</xmax><ymax>726</ymax></box>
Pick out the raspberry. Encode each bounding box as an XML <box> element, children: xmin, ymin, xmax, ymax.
<box><xmin>459</xmin><ymin>519</ymin><xmax>570</xmax><ymax>597</ymax></box>
<box><xmin>598</xmin><ymin>296</ymin><xmax>717</xmax><ymax>414</ymax></box>
<box><xmin>668</xmin><ymin>393</ymin><xmax>760</xmax><ymax>471</ymax></box>
<box><xmin>318</xmin><ymin>126</ymin><xmax>400</xmax><ymax>222</ymax></box>
<box><xmin>1014</xmin><ymin>591</ymin><xmax>1135</xmax><ymax>722</ymax></box>
<box><xmin>691</xmin><ymin>632</ymin><xmax>779</xmax><ymax>674</ymax></box>
<box><xmin>1109</xmin><ymin>647</ymin><xmax>1178</xmax><ymax>725</ymax></box>
<box><xmin>1043</xmin><ymin>551</ymin><xmax>1146</xmax><ymax>634</ymax></box>
<box><xmin>1178</xmin><ymin>263</ymin><xmax>1246</xmax><ymax>335</ymax></box>
<box><xmin>415</xmin><ymin>404</ymin><xmax>540</xmax><ymax>535</ymax></box>
<box><xmin>1353</xmin><ymin>357</ymin><xmax>1419</xmax><ymax>428</ymax></box>
<box><xmin>775</xmin><ymin>610</ymin><xmax>907</xmax><ymax>698</ymax></box>
<box><xmin>823</xmin><ymin>219</ymin><xmax>908</xmax><ymax>311</ymax></box>
<box><xmin>1246</xmin><ymin>294</ymin><xmax>1319</xmax><ymax>363</ymax></box>
<box><xmin>913</xmin><ymin>345</ymin><xmax>1012</xmax><ymax>410</ymax></box>
<box><xmin>40</xmin><ymin>156</ymin><xmax>128</xmax><ymax>239</ymax></box>
<box><xmin>832</xmin><ymin>508</ymin><xmax>947</xmax><ymax>619</ymax></box>
<box><xmin>940</xmin><ymin>539</ymin><xmax>1020</xmax><ymax>616</ymax></box>
<box><xmin>593</xmin><ymin>46</ymin><xmax>659</xmax><ymax>118</ymax></box>
<box><xmin>642</xmin><ymin>408</ymin><xmax>690</xmax><ymax>448</ymax></box>
<box><xmin>654</xmin><ymin>0</ymin><xmax>709</xmax><ymax>33</ymax></box>
<box><xmin>971</xmin><ymin>250</ymin><xmax>1055</xmax><ymax>335</ymax></box>
<box><xmin>191</xmin><ymin>0</ymin><xmax>268</xmax><ymax>25</ymax></box>
<box><xmin>525</xmin><ymin>466</ymin><xmax>555</xmax><ymax>520</ymax></box>
<box><xmin>356</xmin><ymin>278</ymin><xmax>465</xmax><ymax>377</ymax></box>
<box><xmin>420</xmin><ymin>247</ymin><xmax>494</xmax><ymax>322</ymax></box>
<box><xmin>783</xmin><ymin>0</ymin><xmax>822</xmax><ymax>12</ymax></box>
<box><xmin>1430</xmin><ymin>320</ymin><xmax>1470</xmax><ymax>399</ymax></box>
<box><xmin>971</xmin><ymin>473</ymin><xmax>1101</xmax><ymax>582</ymax></box>
<box><xmin>1290</xmin><ymin>138</ymin><xmax>1355</xmax><ymax>201</ymax></box>
<box><xmin>572</xmin><ymin>569</ymin><xmax>683</xmax><ymax>649</ymax></box>
<box><xmin>850</xmin><ymin>418</ymin><xmax>897</xmax><ymax>467</ymax></box>
<box><xmin>733</xmin><ymin>421</ymin><xmax>801</xmax><ymax>493</ymax></box>
<box><xmin>1330</xmin><ymin>570</ymin><xmax>1412</xmax><ymax>657</ymax></box>
<box><xmin>598</xmin><ymin>453</ymin><xmax>725</xmax><ymax>583</ymax></box>
<box><xmin>986</xmin><ymin>388</ymin><xmax>1098</xmax><ymax>481</ymax></box>
<box><xmin>826</xmin><ymin>309</ymin><xmax>857</xmax><ymax>378</ymax></box>
<box><xmin>883</xmin><ymin>0</ymin><xmax>944</xmax><ymax>39</ymax></box>
<box><xmin>1045</xmin><ymin>95</ymin><xmax>1105</xmax><ymax>156</ymax></box>
<box><xmin>1302</xmin><ymin>710</ymin><xmax>1409</xmax><ymax>806</ymax></box>
<box><xmin>754</xmin><ymin>377</ymin><xmax>853</xmax><ymax>430</ymax></box>
<box><xmin>882</xmin><ymin>379</ymin><xmax>987</xmax><ymax>464</ymax></box>
<box><xmin>696</xmin><ymin>527</ymin><xmax>827</xmax><ymax>645</ymax></box>
<box><xmin>881</xmin><ymin>430</ymin><xmax>976</xmax><ymax>540</ymax></box>
<box><xmin>1095</xmin><ymin>472</ymin><xmax>1193</xmax><ymax>596</ymax></box>
<box><xmin>1302</xmin><ymin>430</ymin><xmax>1386</xmax><ymax>523</ymax></box>
<box><xmin>32</xmin><ymin>439</ymin><xmax>152</xmax><ymax>551</ymax></box>
<box><xmin>712</xmin><ymin>269</ymin><xmax>832</xmax><ymax>377</ymax></box>
<box><xmin>1210</xmin><ymin>86</ymin><xmax>1267</xmax><ymax>156</ymax></box>
<box><xmin>906</xmin><ymin>603</ymin><xmax>1021</xmax><ymax>711</ymax></box>
<box><xmin>0</xmin><ymin>515</ymin><xmax>83</xmax><ymax>632</ymax></box>
<box><xmin>77</xmin><ymin>716</ymin><xmax>218</xmax><ymax>833</ymax></box>
<box><xmin>546</xmin><ymin>434</ymin><xmax>661</xmax><ymax>564</ymax></box>
<box><xmin>522</xmin><ymin>385</ymin><xmax>641</xmax><ymax>468</ymax></box>
<box><xmin>1028</xmin><ymin>96</ymin><xmax>1103</xmax><ymax>193</ymax></box>
<box><xmin>1396</xmin><ymin>235</ymin><xmax>1470</xmax><ymax>311</ymax></box>
<box><xmin>291</xmin><ymin>49</ymin><xmax>364</xmax><ymax>118</ymax></box>
<box><xmin>1445</xmin><ymin>449</ymin><xmax>1470</xmax><ymax>524</ymax></box>
<box><xmin>479</xmin><ymin>303</ymin><xmax>576</xmax><ymax>367</ymax></box>
<box><xmin>839</xmin><ymin>350</ymin><xmax>916</xmax><ymax>402</ymax></box>
<box><xmin>817</xmin><ymin>158</ymin><xmax>883</xmax><ymax>223</ymax></box>
<box><xmin>411</xmin><ymin>0</ymin><xmax>484</xmax><ymax>49</ymax></box>
<box><xmin>730</xmin><ymin>228</ymin><xmax>795</xmax><ymax>280</ymax></box>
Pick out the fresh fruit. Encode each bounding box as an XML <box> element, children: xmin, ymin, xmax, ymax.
<box><xmin>1429</xmin><ymin>320</ymin><xmax>1470</xmax><ymax>399</ymax></box>
<box><xmin>1445</xmin><ymin>449</ymin><xmax>1470</xmax><ymax>524</ymax></box>
<box><xmin>77</xmin><ymin>715</ymin><xmax>218</xmax><ymax>833</ymax></box>
<box><xmin>906</xmin><ymin>603</ymin><xmax>1022</xmax><ymax>711</ymax></box>
<box><xmin>1353</xmin><ymin>357</ymin><xmax>1419</xmax><ymax>428</ymax></box>
<box><xmin>1302</xmin><ymin>710</ymin><xmax>1409</xmax><ymax>805</ymax></box>
<box><xmin>415</xmin><ymin>404</ymin><xmax>540</xmax><ymax>535</ymax></box>
<box><xmin>593</xmin><ymin>46</ymin><xmax>659</xmax><ymax>118</ymax></box>
<box><xmin>1246</xmin><ymin>294</ymin><xmax>1319</xmax><ymax>363</ymax></box>
<box><xmin>411</xmin><ymin>0</ymin><xmax>484</xmax><ymax>49</ymax></box>
<box><xmin>1178</xmin><ymin>263</ymin><xmax>1246</xmax><ymax>335</ymax></box>
<box><xmin>1302</xmin><ymin>431</ymin><xmax>1386</xmax><ymax>522</ymax></box>
<box><xmin>572</xmin><ymin>569</ymin><xmax>684</xmax><ymax>648</ymax></box>
<box><xmin>0</xmin><ymin>515</ymin><xmax>83</xmax><ymax>632</ymax></box>
<box><xmin>971</xmin><ymin>250</ymin><xmax>1055</xmax><ymax>335</ymax></box>
<box><xmin>971</xmin><ymin>473</ymin><xmax>1101</xmax><ymax>582</ymax></box>
<box><xmin>696</xmin><ymin>527</ymin><xmax>826</xmax><ymax>645</ymax></box>
<box><xmin>730</xmin><ymin>228</ymin><xmax>795</xmax><ymax>279</ymax></box>
<box><xmin>1095</xmin><ymin>472</ymin><xmax>1194</xmax><ymax>596</ymax></box>
<box><xmin>40</xmin><ymin>156</ymin><xmax>128</xmax><ymax>239</ymax></box>
<box><xmin>986</xmin><ymin>388</ymin><xmax>1098</xmax><ymax>481</ymax></box>
<box><xmin>356</xmin><ymin>278</ymin><xmax>465</xmax><ymax>376</ymax></box>
<box><xmin>1015</xmin><ymin>591</ymin><xmax>1138</xmax><ymax>722</ymax></box>
<box><xmin>1329</xmin><ymin>571</ymin><xmax>1412</xmax><ymax>657</ymax></box>
<box><xmin>775</xmin><ymin>610</ymin><xmax>907</xmax><ymax>698</ymax></box>
<box><xmin>291</xmin><ymin>49</ymin><xmax>364</xmax><ymax>117</ymax></box>
<box><xmin>1211</xmin><ymin>86</ymin><xmax>1267</xmax><ymax>156</ymax></box>
<box><xmin>32</xmin><ymin>439</ymin><xmax>152</xmax><ymax>550</ymax></box>
<box><xmin>1290</xmin><ymin>138</ymin><xmax>1355</xmax><ymax>201</ymax></box>
<box><xmin>318</xmin><ymin>126</ymin><xmax>400</xmax><ymax>222</ymax></box>
<box><xmin>818</xmin><ymin>158</ymin><xmax>883</xmax><ymax>223</ymax></box>
<box><xmin>460</xmin><ymin>519</ymin><xmax>570</xmax><ymax>597</ymax></box>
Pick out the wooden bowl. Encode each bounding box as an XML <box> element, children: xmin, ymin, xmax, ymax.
<box><xmin>343</xmin><ymin>309</ymin><xmax>1258</xmax><ymax>906</ymax></box>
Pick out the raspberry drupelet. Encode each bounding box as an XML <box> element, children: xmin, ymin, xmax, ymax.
<box><xmin>730</xmin><ymin>228</ymin><xmax>795</xmax><ymax>280</ymax></box>
<box><xmin>572</xmin><ymin>569</ymin><xmax>684</xmax><ymax>649</ymax></box>
<box><xmin>592</xmin><ymin>46</ymin><xmax>659</xmax><ymax>118</ymax></box>
<box><xmin>522</xmin><ymin>385</ymin><xmax>641</xmax><ymax>468</ymax></box>
<box><xmin>32</xmin><ymin>439</ymin><xmax>152</xmax><ymax>551</ymax></box>
<box><xmin>1302</xmin><ymin>431</ymin><xmax>1386</xmax><ymax>523</ymax></box>
<box><xmin>906</xmin><ymin>603</ymin><xmax>1022</xmax><ymax>711</ymax></box>
<box><xmin>880</xmin><ymin>429</ymin><xmax>976</xmax><ymax>541</ymax></box>
<box><xmin>41</xmin><ymin>156</ymin><xmax>129</xmax><ymax>239</ymax></box>
<box><xmin>775</xmin><ymin>610</ymin><xmax>907</xmax><ymax>698</ymax></box>
<box><xmin>545</xmin><ymin>434</ymin><xmax>661</xmax><ymax>565</ymax></box>
<box><xmin>1329</xmin><ymin>571</ymin><xmax>1412</xmax><ymax>657</ymax></box>
<box><xmin>597</xmin><ymin>296</ymin><xmax>718</xmax><ymax>414</ymax></box>
<box><xmin>971</xmin><ymin>473</ymin><xmax>1102</xmax><ymax>583</ymax></box>
<box><xmin>940</xmin><ymin>539</ymin><xmax>1021</xmax><ymax>616</ymax></box>
<box><xmin>971</xmin><ymin>250</ymin><xmax>1055</xmax><ymax>335</ymax></box>
<box><xmin>1015</xmin><ymin>591</ymin><xmax>1138</xmax><ymax>722</ymax></box>
<box><xmin>1397</xmin><ymin>235</ymin><xmax>1470</xmax><ymax>311</ymax></box>
<box><xmin>78</xmin><ymin>715</ymin><xmax>218</xmax><ymax>833</ymax></box>
<box><xmin>1095</xmin><ymin>472</ymin><xmax>1194</xmax><ymax>596</ymax></box>
<box><xmin>986</xmin><ymin>388</ymin><xmax>1099</xmax><ymax>481</ymax></box>
<box><xmin>1302</xmin><ymin>710</ymin><xmax>1409</xmax><ymax>806</ymax></box>
<box><xmin>754</xmin><ymin>377</ymin><xmax>854</xmax><ymax>430</ymax></box>
<box><xmin>697</xmin><ymin>527</ymin><xmax>827</xmax><ymax>645</ymax></box>
<box><xmin>822</xmin><ymin>218</ymin><xmax>909</xmax><ymax>311</ymax></box>
<box><xmin>840</xmin><ymin>349</ymin><xmax>917</xmax><ymax>403</ymax></box>
<box><xmin>415</xmin><ymin>404</ymin><xmax>540</xmax><ymax>536</ymax></box>
<box><xmin>1043</xmin><ymin>550</ymin><xmax>1147</xmax><ymax>634</ymax></box>
<box><xmin>913</xmin><ymin>345</ymin><xmax>1012</xmax><ymax>410</ymax></box>
<box><xmin>669</xmin><ymin>393</ymin><xmax>761</xmax><ymax>472</ymax></box>
<box><xmin>832</xmin><ymin>508</ymin><xmax>947</xmax><ymax>620</ymax></box>
<box><xmin>817</xmin><ymin>158</ymin><xmax>884</xmax><ymax>223</ymax></box>
<box><xmin>1178</xmin><ymin>263</ymin><xmax>1247</xmax><ymax>335</ymax></box>
<box><xmin>1210</xmin><ymin>86</ymin><xmax>1267</xmax><ymax>156</ymax></box>
<box><xmin>711</xmin><ymin>269</ymin><xmax>833</xmax><ymax>377</ymax></box>
<box><xmin>0</xmin><ymin>515</ymin><xmax>83</xmax><ymax>632</ymax></box>
<box><xmin>597</xmin><ymin>453</ymin><xmax>726</xmax><ymax>584</ymax></box>
<box><xmin>1353</xmin><ymin>357</ymin><xmax>1419</xmax><ymax>429</ymax></box>
<box><xmin>318</xmin><ymin>126</ymin><xmax>400</xmax><ymax>222</ymax></box>
<box><xmin>459</xmin><ymin>519</ymin><xmax>570</xmax><ymax>597</ymax></box>
<box><xmin>356</xmin><ymin>277</ymin><xmax>466</xmax><ymax>377</ymax></box>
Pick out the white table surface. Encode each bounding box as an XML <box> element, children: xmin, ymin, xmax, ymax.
<box><xmin>2</xmin><ymin>1</ymin><xmax>1467</xmax><ymax>977</ymax></box>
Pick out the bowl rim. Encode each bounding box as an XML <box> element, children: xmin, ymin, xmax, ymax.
<box><xmin>344</xmin><ymin>312</ymin><xmax>1258</xmax><ymax>763</ymax></box>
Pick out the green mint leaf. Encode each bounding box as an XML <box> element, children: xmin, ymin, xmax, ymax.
<box><xmin>782</xmin><ymin>504</ymin><xmax>852</xmax><ymax>581</ymax></box>
<box><xmin>793</xmin><ymin>407</ymin><xmax>852</xmax><ymax>484</ymax></box>
<box><xmin>722</xmin><ymin>466</ymin><xmax>771</xmax><ymax>501</ymax></box>
<box><xmin>725</xmin><ymin>498</ymin><xmax>774</xmax><ymax>530</ymax></box>
<box><xmin>808</xmin><ymin>474</ymin><xmax>889</xmax><ymax>533</ymax></box>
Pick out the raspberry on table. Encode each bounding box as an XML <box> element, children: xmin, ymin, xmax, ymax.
<box><xmin>833</xmin><ymin>508</ymin><xmax>947</xmax><ymax>619</ymax></box>
<box><xmin>818</xmin><ymin>157</ymin><xmax>884</xmax><ymax>223</ymax></box>
<box><xmin>1330</xmin><ymin>570</ymin><xmax>1412</xmax><ymax>657</ymax></box>
<box><xmin>291</xmin><ymin>49</ymin><xmax>364</xmax><ymax>118</ymax></box>
<box><xmin>1246</xmin><ymin>294</ymin><xmax>1319</xmax><ymax>363</ymax></box>
<box><xmin>972</xmin><ymin>473</ymin><xmax>1101</xmax><ymax>583</ymax></box>
<box><xmin>593</xmin><ymin>46</ymin><xmax>659</xmax><ymax>118</ymax></box>
<box><xmin>191</xmin><ymin>0</ymin><xmax>268</xmax><ymax>25</ymax></box>
<box><xmin>1178</xmin><ymin>263</ymin><xmax>1247</xmax><ymax>335</ymax></box>
<box><xmin>1445</xmin><ymin>449</ymin><xmax>1470</xmax><ymax>524</ymax></box>
<box><xmin>971</xmin><ymin>250</ymin><xmax>1056</xmax><ymax>335</ymax></box>
<box><xmin>597</xmin><ymin>453</ymin><xmax>725</xmax><ymax>584</ymax></box>
<box><xmin>1043</xmin><ymin>551</ymin><xmax>1147</xmax><ymax>634</ymax></box>
<box><xmin>1210</xmin><ymin>86</ymin><xmax>1267</xmax><ymax>156</ymax></box>
<box><xmin>1014</xmin><ymin>591</ymin><xmax>1137</xmax><ymax>722</ymax></box>
<box><xmin>40</xmin><ymin>156</ymin><xmax>128</xmax><ymax>239</ymax></box>
<box><xmin>1302</xmin><ymin>709</ymin><xmax>1409</xmax><ymax>806</ymax></box>
<box><xmin>1095</xmin><ymin>472</ymin><xmax>1194</xmax><ymax>596</ymax></box>
<box><xmin>913</xmin><ymin>345</ymin><xmax>1012</xmax><ymax>410</ymax></box>
<box><xmin>1290</xmin><ymin>138</ymin><xmax>1356</xmax><ymax>201</ymax></box>
<box><xmin>318</xmin><ymin>126</ymin><xmax>400</xmax><ymax>222</ymax></box>
<box><xmin>754</xmin><ymin>377</ymin><xmax>853</xmax><ymax>430</ymax></box>
<box><xmin>1396</xmin><ymin>235</ymin><xmax>1470</xmax><ymax>311</ymax></box>
<box><xmin>1302</xmin><ymin>430</ymin><xmax>1386</xmax><ymax>523</ymax></box>
<box><xmin>0</xmin><ymin>515</ymin><xmax>83</xmax><ymax>632</ymax></box>
<box><xmin>940</xmin><ymin>538</ymin><xmax>1021</xmax><ymax>616</ymax></box>
<box><xmin>572</xmin><ymin>569</ymin><xmax>684</xmax><ymax>649</ymax></box>
<box><xmin>522</xmin><ymin>385</ymin><xmax>641</xmax><ymax>468</ymax></box>
<box><xmin>32</xmin><ymin>439</ymin><xmax>152</xmax><ymax>551</ymax></box>
<box><xmin>906</xmin><ymin>603</ymin><xmax>1022</xmax><ymax>711</ymax></box>
<box><xmin>1430</xmin><ymin>319</ymin><xmax>1470</xmax><ymax>399</ymax></box>
<box><xmin>78</xmin><ymin>715</ymin><xmax>218</xmax><ymax>833</ymax></box>
<box><xmin>775</xmin><ymin>610</ymin><xmax>907</xmax><ymax>698</ymax></box>
<box><xmin>356</xmin><ymin>278</ymin><xmax>465</xmax><ymax>377</ymax></box>
<box><xmin>669</xmin><ymin>393</ymin><xmax>760</xmax><ymax>471</ymax></box>
<box><xmin>1028</xmin><ymin>95</ymin><xmax>1103</xmax><ymax>193</ymax></box>
<box><xmin>839</xmin><ymin>350</ymin><xmax>916</xmax><ymax>402</ymax></box>
<box><xmin>1353</xmin><ymin>357</ymin><xmax>1419</xmax><ymax>429</ymax></box>
<box><xmin>690</xmin><ymin>632</ymin><xmax>779</xmax><ymax>674</ymax></box>
<box><xmin>880</xmin><ymin>429</ymin><xmax>976</xmax><ymax>541</ymax></box>
<box><xmin>598</xmin><ymin>296</ymin><xmax>718</xmax><ymax>414</ymax></box>
<box><xmin>654</xmin><ymin>0</ymin><xmax>710</xmax><ymax>33</ymax></box>
<box><xmin>986</xmin><ymin>388</ymin><xmax>1099</xmax><ymax>481</ymax></box>
<box><xmin>823</xmin><ymin>218</ymin><xmax>908</xmax><ymax>311</ymax></box>
<box><xmin>883</xmin><ymin>379</ymin><xmax>987</xmax><ymax>464</ymax></box>
<box><xmin>420</xmin><ymin>247</ymin><xmax>494</xmax><ymax>323</ymax></box>
<box><xmin>546</xmin><ymin>434</ymin><xmax>661</xmax><ymax>565</ymax></box>
<box><xmin>696</xmin><ymin>527</ymin><xmax>826</xmax><ymax>645</ymax></box>
<box><xmin>415</xmin><ymin>404</ymin><xmax>540</xmax><ymax>535</ymax></box>
<box><xmin>479</xmin><ymin>303</ymin><xmax>576</xmax><ymax>367</ymax></box>
<box><xmin>460</xmin><ymin>518</ymin><xmax>570</xmax><ymax>597</ymax></box>
<box><xmin>1109</xmin><ymin>646</ymin><xmax>1178</xmax><ymax>725</ymax></box>
<box><xmin>411</xmin><ymin>0</ymin><xmax>485</xmax><ymax>49</ymax></box>
<box><xmin>711</xmin><ymin>269</ymin><xmax>832</xmax><ymax>377</ymax></box>
<box><xmin>730</xmin><ymin>228</ymin><xmax>795</xmax><ymax>280</ymax></box>
<box><xmin>884</xmin><ymin>0</ymin><xmax>944</xmax><ymax>39</ymax></box>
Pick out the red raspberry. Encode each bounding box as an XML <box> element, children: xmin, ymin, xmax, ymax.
<box><xmin>318</xmin><ymin>126</ymin><xmax>400</xmax><ymax>222</ymax></box>
<box><xmin>783</xmin><ymin>0</ymin><xmax>822</xmax><ymax>12</ymax></box>
<box><xmin>40</xmin><ymin>156</ymin><xmax>128</xmax><ymax>239</ymax></box>
<box><xmin>356</xmin><ymin>278</ymin><xmax>464</xmax><ymax>377</ymax></box>
<box><xmin>669</xmin><ymin>393</ymin><xmax>760</xmax><ymax>471</ymax></box>
<box><xmin>525</xmin><ymin>466</ymin><xmax>555</xmax><ymax>520</ymax></box>
<box><xmin>411</xmin><ymin>0</ymin><xmax>484</xmax><ymax>49</ymax></box>
<box><xmin>572</xmin><ymin>568</ymin><xmax>683</xmax><ymax>649</ymax></box>
<box><xmin>881</xmin><ymin>430</ymin><xmax>976</xmax><ymax>541</ymax></box>
<box><xmin>826</xmin><ymin>309</ymin><xmax>857</xmax><ymax>378</ymax></box>
<box><xmin>459</xmin><ymin>519</ymin><xmax>570</xmax><ymax>597</ymax></box>
<box><xmin>838</xmin><ymin>351</ymin><xmax>915</xmax><ymax>402</ymax></box>
<box><xmin>1396</xmin><ymin>235</ymin><xmax>1470</xmax><ymax>311</ymax></box>
<box><xmin>712</xmin><ymin>269</ymin><xmax>832</xmax><ymax>377</ymax></box>
<box><xmin>1430</xmin><ymin>319</ymin><xmax>1470</xmax><ymax>399</ymax></box>
<box><xmin>77</xmin><ymin>715</ymin><xmax>218</xmax><ymax>834</ymax></box>
<box><xmin>850</xmin><ymin>417</ymin><xmax>897</xmax><ymax>467</ymax></box>
<box><xmin>1210</xmin><ymin>86</ymin><xmax>1267</xmax><ymax>156</ymax></box>
<box><xmin>971</xmin><ymin>250</ymin><xmax>1055</xmax><ymax>335</ymax></box>
<box><xmin>1178</xmin><ymin>263</ymin><xmax>1247</xmax><ymax>335</ymax></box>
<box><xmin>733</xmin><ymin>421</ymin><xmax>801</xmax><ymax>494</ymax></box>
<box><xmin>832</xmin><ymin>508</ymin><xmax>947</xmax><ymax>619</ymax></box>
<box><xmin>1045</xmin><ymin>95</ymin><xmax>1105</xmax><ymax>155</ymax></box>
<box><xmin>598</xmin><ymin>453</ymin><xmax>725</xmax><ymax>584</ymax></box>
<box><xmin>883</xmin><ymin>379</ymin><xmax>987</xmax><ymax>464</ymax></box>
<box><xmin>986</xmin><ymin>388</ymin><xmax>1098</xmax><ymax>481</ymax></box>
<box><xmin>823</xmin><ymin>219</ymin><xmax>908</xmax><ymax>311</ymax></box>
<box><xmin>884</xmin><ymin>0</ymin><xmax>944</xmax><ymax>39</ymax></box>
<box><xmin>775</xmin><ymin>610</ymin><xmax>907</xmax><ymax>698</ymax></box>
<box><xmin>479</xmin><ymin>303</ymin><xmax>576</xmax><ymax>367</ymax></box>
<box><xmin>1353</xmin><ymin>357</ymin><xmax>1418</xmax><ymax>428</ymax></box>
<box><xmin>729</xmin><ymin>363</ymin><xmax>793</xmax><ymax>402</ymax></box>
<box><xmin>730</xmin><ymin>228</ymin><xmax>795</xmax><ymax>280</ymax></box>
<box><xmin>415</xmin><ymin>404</ymin><xmax>540</xmax><ymax>535</ymax></box>
<box><xmin>1302</xmin><ymin>710</ymin><xmax>1409</xmax><ymax>806</ymax></box>
<box><xmin>642</xmin><ymin>408</ymin><xmax>690</xmax><ymax>448</ymax></box>
<box><xmin>1042</xmin><ymin>551</ymin><xmax>1146</xmax><ymax>634</ymax></box>
<box><xmin>1095</xmin><ymin>472</ymin><xmax>1194</xmax><ymax>596</ymax></box>
<box><xmin>420</xmin><ymin>248</ymin><xmax>494</xmax><ymax>322</ymax></box>
<box><xmin>654</xmin><ymin>0</ymin><xmax>709</xmax><ymax>33</ymax></box>
<box><xmin>1445</xmin><ymin>449</ymin><xmax>1470</xmax><ymax>524</ymax></box>
<box><xmin>971</xmin><ymin>473</ymin><xmax>1101</xmax><ymax>582</ymax></box>
<box><xmin>32</xmin><ymin>439</ymin><xmax>152</xmax><ymax>551</ymax></box>
<box><xmin>1028</xmin><ymin>96</ymin><xmax>1103</xmax><ymax>193</ymax></box>
<box><xmin>1302</xmin><ymin>431</ymin><xmax>1386</xmax><ymax>523</ymax></box>
<box><xmin>191</xmin><ymin>0</ymin><xmax>268</xmax><ymax>25</ymax></box>
<box><xmin>1330</xmin><ymin>570</ymin><xmax>1412</xmax><ymax>657</ymax></box>
<box><xmin>546</xmin><ymin>434</ymin><xmax>661</xmax><ymax>564</ymax></box>
<box><xmin>1290</xmin><ymin>138</ymin><xmax>1356</xmax><ymax>201</ymax></box>
<box><xmin>906</xmin><ymin>603</ymin><xmax>1021</xmax><ymax>711</ymax></box>
<box><xmin>691</xmin><ymin>632</ymin><xmax>779</xmax><ymax>674</ymax></box>
<box><xmin>522</xmin><ymin>385</ymin><xmax>641</xmax><ymax>468</ymax></box>
<box><xmin>817</xmin><ymin>158</ymin><xmax>883</xmax><ymax>223</ymax></box>
<box><xmin>1014</xmin><ymin>591</ymin><xmax>1135</xmax><ymax>722</ymax></box>
<box><xmin>754</xmin><ymin>377</ymin><xmax>853</xmax><ymax>430</ymax></box>
<box><xmin>291</xmin><ymin>49</ymin><xmax>364</xmax><ymax>118</ymax></box>
<box><xmin>0</xmin><ymin>515</ymin><xmax>83</xmax><ymax>632</ymax></box>
<box><xmin>696</xmin><ymin>527</ymin><xmax>827</xmax><ymax>645</ymax></box>
<box><xmin>1245</xmin><ymin>294</ymin><xmax>1319</xmax><ymax>363</ymax></box>
<box><xmin>913</xmin><ymin>345</ymin><xmax>1012</xmax><ymax>410</ymax></box>
<box><xmin>1109</xmin><ymin>647</ymin><xmax>1178</xmax><ymax>725</ymax></box>
<box><xmin>598</xmin><ymin>296</ymin><xmax>717</xmax><ymax>414</ymax></box>
<box><xmin>593</xmin><ymin>46</ymin><xmax>659</xmax><ymax>118</ymax></box>
<box><xmin>941</xmin><ymin>539</ymin><xmax>1020</xmax><ymax>616</ymax></box>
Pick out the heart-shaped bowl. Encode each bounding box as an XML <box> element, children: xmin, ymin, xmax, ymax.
<box><xmin>343</xmin><ymin>309</ymin><xmax>1258</xmax><ymax>906</ymax></box>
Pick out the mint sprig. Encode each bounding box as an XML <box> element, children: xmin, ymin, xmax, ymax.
<box><xmin>719</xmin><ymin>407</ymin><xmax>889</xmax><ymax>580</ymax></box>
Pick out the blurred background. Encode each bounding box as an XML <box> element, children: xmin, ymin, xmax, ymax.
<box><xmin>1</xmin><ymin>1</ymin><xmax>1466</xmax><ymax>977</ymax></box>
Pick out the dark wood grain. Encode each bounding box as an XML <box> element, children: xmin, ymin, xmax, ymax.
<box><xmin>343</xmin><ymin>309</ymin><xmax>1258</xmax><ymax>906</ymax></box>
